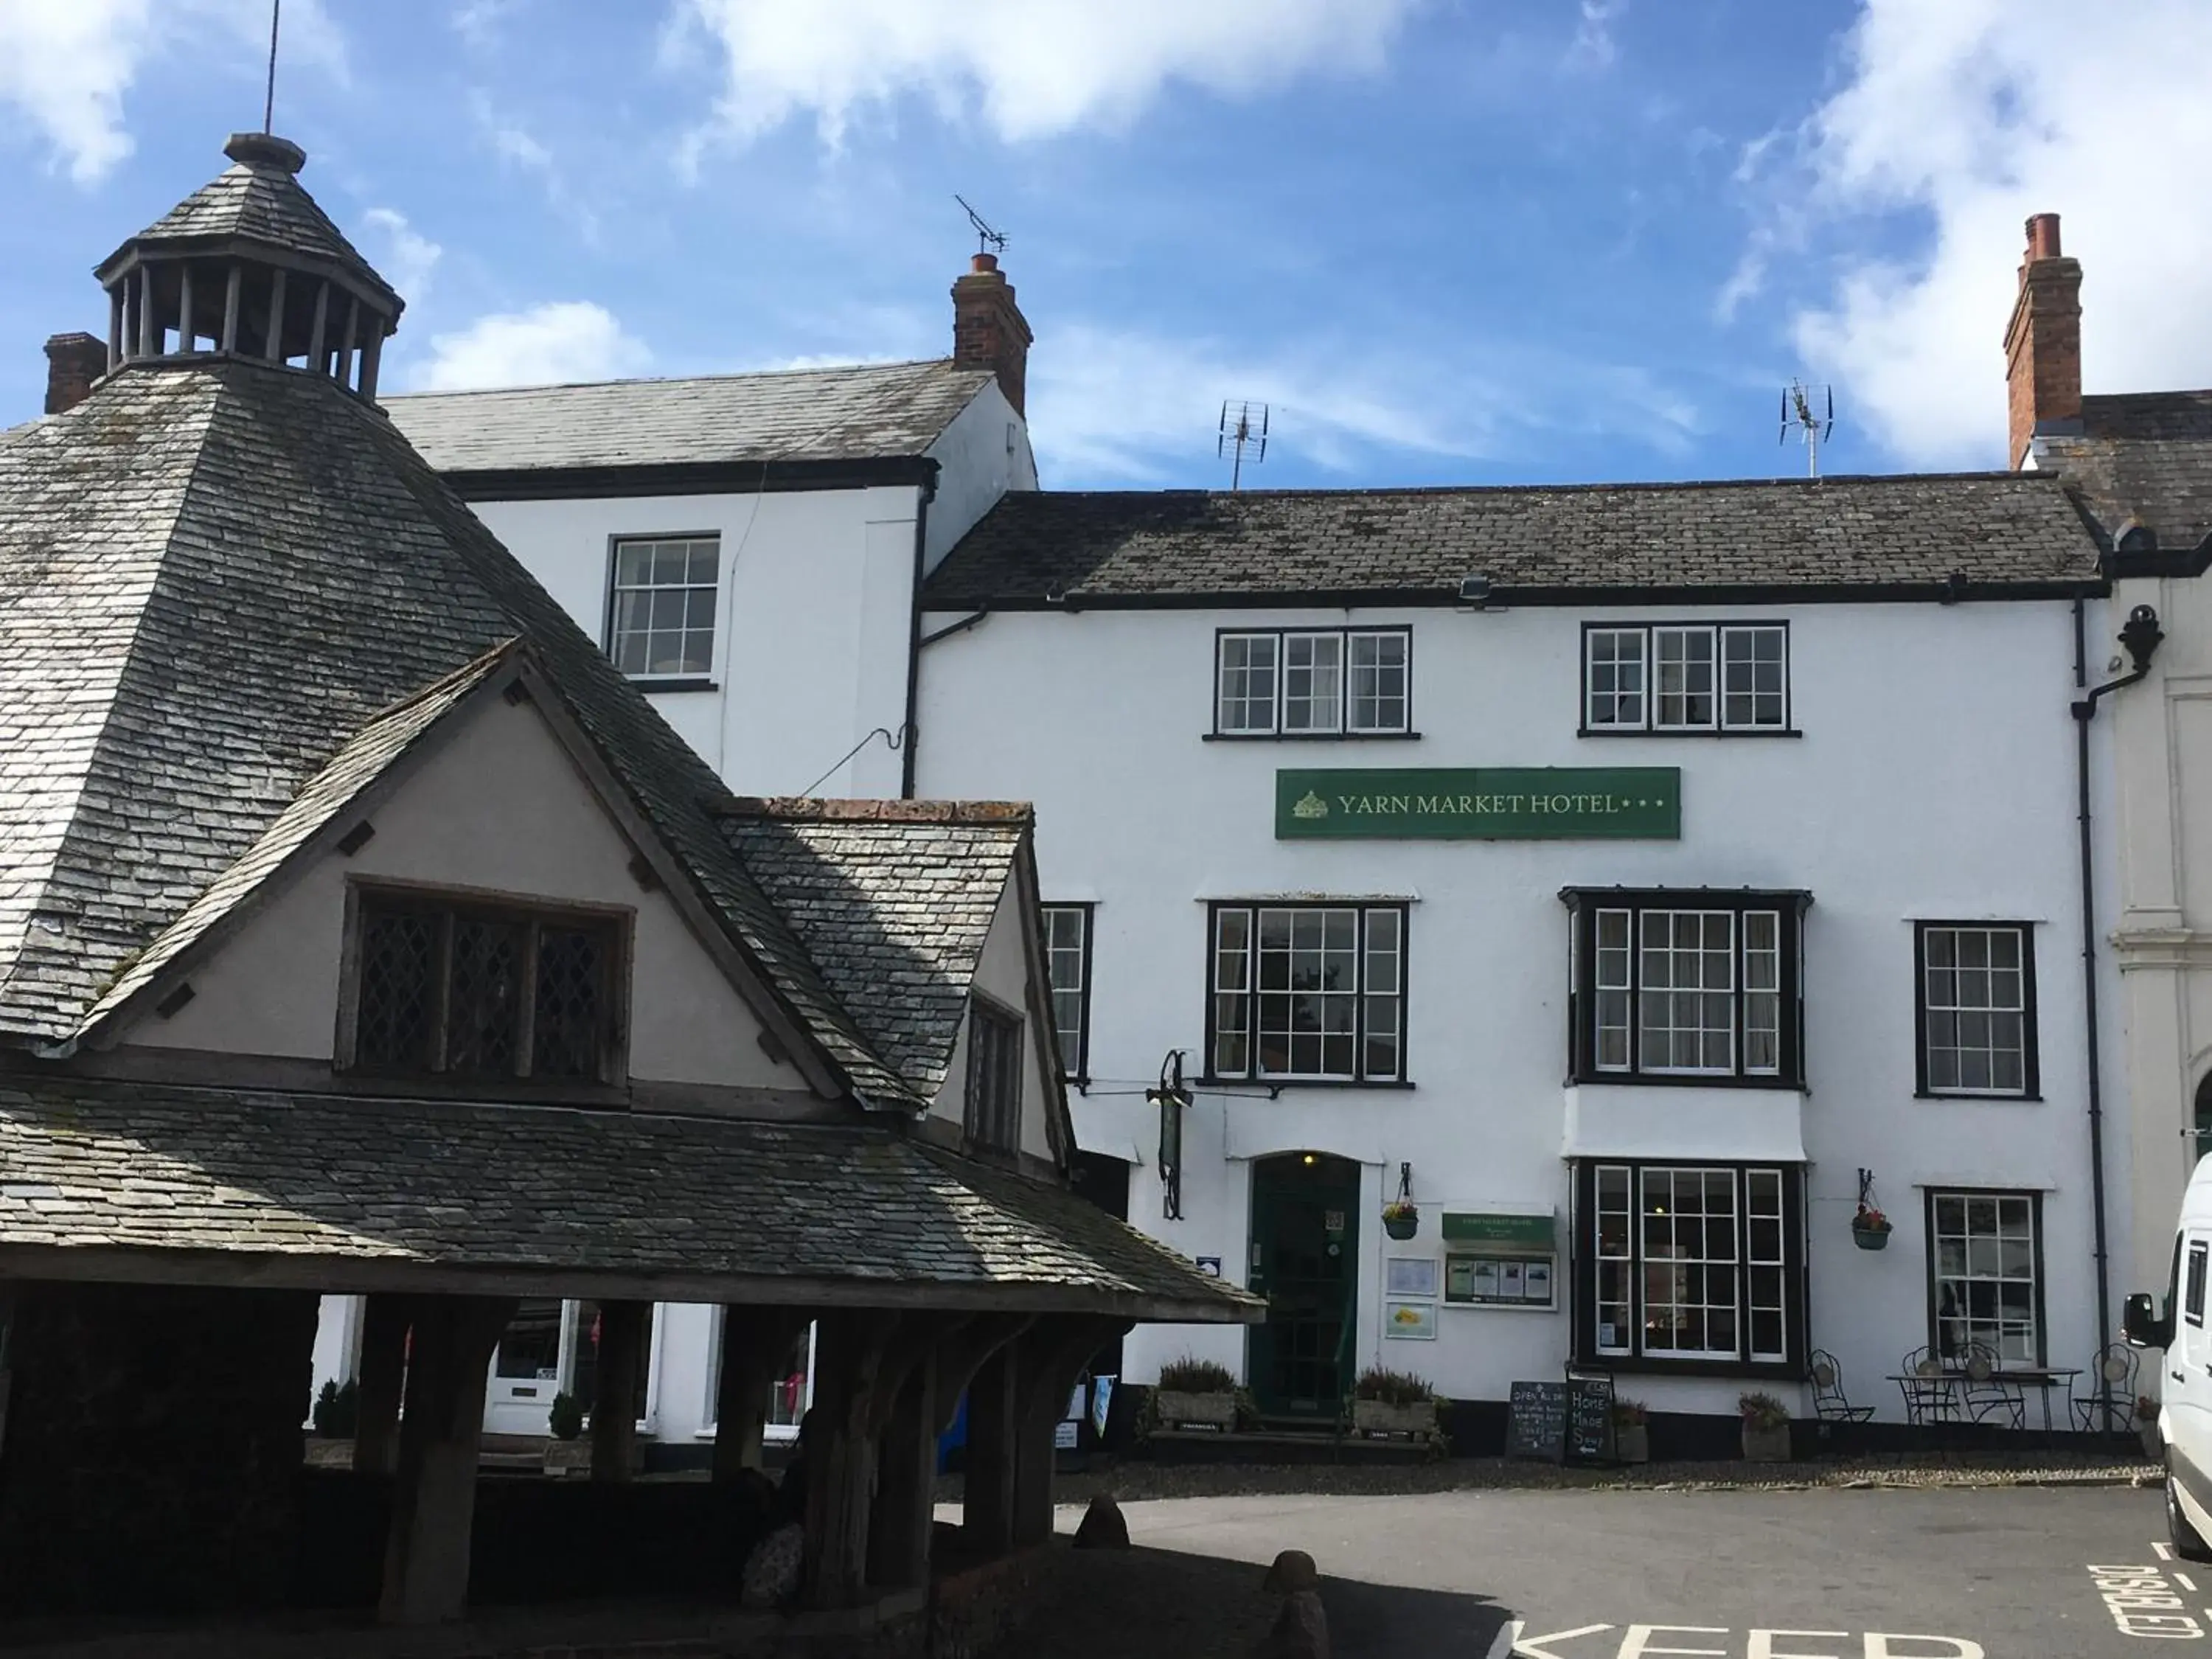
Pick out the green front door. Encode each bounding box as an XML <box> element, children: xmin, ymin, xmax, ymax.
<box><xmin>1247</xmin><ymin>1152</ymin><xmax>1361</xmax><ymax>1419</ymax></box>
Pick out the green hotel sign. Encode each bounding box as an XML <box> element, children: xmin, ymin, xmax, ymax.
<box><xmin>1275</xmin><ymin>768</ymin><xmax>1680</xmax><ymax>841</ymax></box>
<box><xmin>1441</xmin><ymin>1211</ymin><xmax>1558</xmax><ymax>1251</ymax></box>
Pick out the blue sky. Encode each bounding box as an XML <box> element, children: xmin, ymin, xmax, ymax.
<box><xmin>4</xmin><ymin>1</ymin><xmax>2209</xmax><ymax>490</ymax></box>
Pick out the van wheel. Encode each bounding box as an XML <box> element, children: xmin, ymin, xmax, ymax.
<box><xmin>2169</xmin><ymin>1472</ymin><xmax>2212</xmax><ymax>1562</ymax></box>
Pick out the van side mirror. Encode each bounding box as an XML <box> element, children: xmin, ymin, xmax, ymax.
<box><xmin>2124</xmin><ymin>1290</ymin><xmax>2173</xmax><ymax>1349</ymax></box>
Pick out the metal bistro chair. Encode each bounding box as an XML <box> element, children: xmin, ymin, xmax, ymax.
<box><xmin>1810</xmin><ymin>1349</ymin><xmax>1874</xmax><ymax>1427</ymax></box>
<box><xmin>1958</xmin><ymin>1341</ymin><xmax>2026</xmax><ymax>1430</ymax></box>
<box><xmin>1898</xmin><ymin>1346</ymin><xmax>1959</xmax><ymax>1427</ymax></box>
<box><xmin>2072</xmin><ymin>1343</ymin><xmax>2138</xmax><ymax>1435</ymax></box>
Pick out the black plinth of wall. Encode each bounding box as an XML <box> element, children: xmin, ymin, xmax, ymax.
<box><xmin>0</xmin><ymin>1281</ymin><xmax>321</xmax><ymax>1615</ymax></box>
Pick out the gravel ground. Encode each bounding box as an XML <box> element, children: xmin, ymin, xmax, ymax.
<box><xmin>1002</xmin><ymin>1448</ymin><xmax>2163</xmax><ymax>1505</ymax></box>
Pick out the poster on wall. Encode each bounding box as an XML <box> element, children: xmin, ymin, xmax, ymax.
<box><xmin>1385</xmin><ymin>1301</ymin><xmax>1439</xmax><ymax>1340</ymax></box>
<box><xmin>1385</xmin><ymin>1256</ymin><xmax>1440</xmax><ymax>1298</ymax></box>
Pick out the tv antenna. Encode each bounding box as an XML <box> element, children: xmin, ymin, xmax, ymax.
<box><xmin>1218</xmin><ymin>400</ymin><xmax>1270</xmax><ymax>490</ymax></box>
<box><xmin>1779</xmin><ymin>379</ymin><xmax>1835</xmax><ymax>477</ymax></box>
<box><xmin>262</xmin><ymin>0</ymin><xmax>282</xmax><ymax>132</ymax></box>
<box><xmin>953</xmin><ymin>195</ymin><xmax>1008</xmax><ymax>259</ymax></box>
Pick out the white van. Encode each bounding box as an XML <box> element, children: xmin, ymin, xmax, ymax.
<box><xmin>2125</xmin><ymin>1161</ymin><xmax>2212</xmax><ymax>1561</ymax></box>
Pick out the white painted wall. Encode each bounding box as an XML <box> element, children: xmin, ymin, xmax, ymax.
<box><xmin>119</xmin><ymin>690</ymin><xmax>799</xmax><ymax>1095</ymax></box>
<box><xmin>929</xmin><ymin>878</ymin><xmax>1062</xmax><ymax>1165</ymax></box>
<box><xmin>916</xmin><ymin>597</ymin><xmax>2129</xmax><ymax>1420</ymax></box>
<box><xmin>924</xmin><ymin>383</ymin><xmax>1037</xmax><ymax>572</ymax></box>
<box><xmin>469</xmin><ymin>484</ymin><xmax>923</xmax><ymax>799</ymax></box>
<box><xmin>2111</xmin><ymin>568</ymin><xmax>2212</xmax><ymax>1317</ymax></box>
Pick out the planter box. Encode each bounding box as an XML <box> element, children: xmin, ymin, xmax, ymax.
<box><xmin>2142</xmin><ymin>1423</ymin><xmax>2163</xmax><ymax>1460</ymax></box>
<box><xmin>542</xmin><ymin>1439</ymin><xmax>592</xmax><ymax>1477</ymax></box>
<box><xmin>1615</xmin><ymin>1424</ymin><xmax>1649</xmax><ymax>1464</ymax></box>
<box><xmin>1352</xmin><ymin>1397</ymin><xmax>1439</xmax><ymax>1439</ymax></box>
<box><xmin>1154</xmin><ymin>1390</ymin><xmax>1238</xmax><ymax>1432</ymax></box>
<box><xmin>1742</xmin><ymin>1423</ymin><xmax>1792</xmax><ymax>1463</ymax></box>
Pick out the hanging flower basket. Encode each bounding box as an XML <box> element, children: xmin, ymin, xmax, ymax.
<box><xmin>1382</xmin><ymin>1200</ymin><xmax>1419</xmax><ymax>1241</ymax></box>
<box><xmin>1851</xmin><ymin>1206</ymin><xmax>1891</xmax><ymax>1251</ymax></box>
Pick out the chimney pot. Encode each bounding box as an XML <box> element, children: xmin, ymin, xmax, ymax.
<box><xmin>2025</xmin><ymin>212</ymin><xmax>2062</xmax><ymax>261</ymax></box>
<box><xmin>971</xmin><ymin>253</ymin><xmax>1000</xmax><ymax>274</ymax></box>
<box><xmin>43</xmin><ymin>330</ymin><xmax>106</xmax><ymax>415</ymax></box>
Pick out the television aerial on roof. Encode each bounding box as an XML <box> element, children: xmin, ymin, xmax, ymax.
<box><xmin>1218</xmin><ymin>400</ymin><xmax>1270</xmax><ymax>490</ymax></box>
<box><xmin>953</xmin><ymin>195</ymin><xmax>1009</xmax><ymax>259</ymax></box>
<box><xmin>1781</xmin><ymin>380</ymin><xmax>1835</xmax><ymax>477</ymax></box>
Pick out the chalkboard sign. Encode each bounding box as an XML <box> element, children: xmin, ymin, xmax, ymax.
<box><xmin>1506</xmin><ymin>1380</ymin><xmax>1568</xmax><ymax>1461</ymax></box>
<box><xmin>1508</xmin><ymin>1378</ymin><xmax>1615</xmax><ymax>1464</ymax></box>
<box><xmin>1567</xmin><ymin>1379</ymin><xmax>1614</xmax><ymax>1463</ymax></box>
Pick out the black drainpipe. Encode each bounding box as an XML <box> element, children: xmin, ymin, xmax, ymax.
<box><xmin>900</xmin><ymin>470</ymin><xmax>937</xmax><ymax>800</ymax></box>
<box><xmin>2072</xmin><ymin>596</ymin><xmax>2165</xmax><ymax>1421</ymax></box>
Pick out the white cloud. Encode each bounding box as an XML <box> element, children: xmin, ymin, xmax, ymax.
<box><xmin>0</xmin><ymin>0</ymin><xmax>341</xmax><ymax>184</ymax></box>
<box><xmin>1029</xmin><ymin>321</ymin><xmax>1700</xmax><ymax>484</ymax></box>
<box><xmin>1766</xmin><ymin>0</ymin><xmax>2212</xmax><ymax>467</ymax></box>
<box><xmin>453</xmin><ymin>0</ymin><xmax>530</xmax><ymax>48</ymax></box>
<box><xmin>360</xmin><ymin>208</ymin><xmax>442</xmax><ymax>305</ymax></box>
<box><xmin>1567</xmin><ymin>0</ymin><xmax>1628</xmax><ymax>71</ymax></box>
<box><xmin>413</xmin><ymin>302</ymin><xmax>652</xmax><ymax>392</ymax></box>
<box><xmin>665</xmin><ymin>0</ymin><xmax>1416</xmax><ymax>164</ymax></box>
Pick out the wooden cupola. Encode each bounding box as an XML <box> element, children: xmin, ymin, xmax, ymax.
<box><xmin>92</xmin><ymin>132</ymin><xmax>405</xmax><ymax>401</ymax></box>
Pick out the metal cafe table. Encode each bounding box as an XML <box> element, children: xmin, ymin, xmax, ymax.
<box><xmin>1888</xmin><ymin>1355</ymin><xmax>2081</xmax><ymax>1441</ymax></box>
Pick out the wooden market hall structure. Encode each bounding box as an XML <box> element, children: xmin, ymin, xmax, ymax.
<box><xmin>0</xmin><ymin>133</ymin><xmax>1254</xmax><ymax>1627</ymax></box>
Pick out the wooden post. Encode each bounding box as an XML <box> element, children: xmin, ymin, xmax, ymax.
<box><xmin>341</xmin><ymin>293</ymin><xmax>361</xmax><ymax>389</ymax></box>
<box><xmin>176</xmin><ymin>264</ymin><xmax>193</xmax><ymax>353</ymax></box>
<box><xmin>379</xmin><ymin>1295</ymin><xmax>514</xmax><ymax>1626</ymax></box>
<box><xmin>307</xmin><ymin>279</ymin><xmax>329</xmax><ymax>375</ymax></box>
<box><xmin>352</xmin><ymin>1294</ymin><xmax>410</xmax><ymax>1477</ymax></box>
<box><xmin>265</xmin><ymin>268</ymin><xmax>288</xmax><ymax>361</ymax></box>
<box><xmin>866</xmin><ymin>1360</ymin><xmax>940</xmax><ymax>1590</ymax></box>
<box><xmin>961</xmin><ymin>1346</ymin><xmax>1018</xmax><ymax>1555</ymax></box>
<box><xmin>801</xmin><ymin>1310</ymin><xmax>899</xmax><ymax>1609</ymax></box>
<box><xmin>712</xmin><ymin>1307</ymin><xmax>807</xmax><ymax>1482</ymax></box>
<box><xmin>1011</xmin><ymin>1318</ymin><xmax>1126</xmax><ymax>1548</ymax></box>
<box><xmin>590</xmin><ymin>1300</ymin><xmax>650</xmax><ymax>1484</ymax></box>
<box><xmin>221</xmin><ymin>265</ymin><xmax>243</xmax><ymax>354</ymax></box>
<box><xmin>137</xmin><ymin>266</ymin><xmax>156</xmax><ymax>360</ymax></box>
<box><xmin>359</xmin><ymin>321</ymin><xmax>384</xmax><ymax>401</ymax></box>
<box><xmin>106</xmin><ymin>285</ymin><xmax>122</xmax><ymax>370</ymax></box>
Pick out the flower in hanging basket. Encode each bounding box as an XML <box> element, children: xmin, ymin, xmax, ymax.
<box><xmin>1851</xmin><ymin>1205</ymin><xmax>1891</xmax><ymax>1233</ymax></box>
<box><xmin>1381</xmin><ymin>1199</ymin><xmax>1419</xmax><ymax>1238</ymax></box>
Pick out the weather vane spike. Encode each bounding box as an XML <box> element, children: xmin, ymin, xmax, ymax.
<box><xmin>263</xmin><ymin>0</ymin><xmax>282</xmax><ymax>134</ymax></box>
<box><xmin>953</xmin><ymin>194</ymin><xmax>1009</xmax><ymax>259</ymax></box>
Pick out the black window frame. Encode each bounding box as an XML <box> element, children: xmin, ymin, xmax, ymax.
<box><xmin>1040</xmin><ymin>902</ymin><xmax>1094</xmax><ymax>1086</ymax></box>
<box><xmin>964</xmin><ymin>992</ymin><xmax>1025</xmax><ymax>1154</ymax></box>
<box><xmin>1579</xmin><ymin>620</ymin><xmax>1796</xmax><ymax>737</ymax></box>
<box><xmin>1208</xmin><ymin>625</ymin><xmax>1416</xmax><ymax>740</ymax></box>
<box><xmin>1562</xmin><ymin>887</ymin><xmax>1809</xmax><ymax>1089</ymax></box>
<box><xmin>1924</xmin><ymin>1188</ymin><xmax>2048</xmax><ymax>1368</ymax></box>
<box><xmin>2188</xmin><ymin>1240</ymin><xmax>2208</xmax><ymax>1330</ymax></box>
<box><xmin>337</xmin><ymin>883</ymin><xmax>630</xmax><ymax>1088</ymax></box>
<box><xmin>1913</xmin><ymin>921</ymin><xmax>2040</xmax><ymax>1100</ymax></box>
<box><xmin>1571</xmin><ymin>1159</ymin><xmax>1808</xmax><ymax>1379</ymax></box>
<box><xmin>1204</xmin><ymin>900</ymin><xmax>1410</xmax><ymax>1086</ymax></box>
<box><xmin>602</xmin><ymin>532</ymin><xmax>723</xmax><ymax>692</ymax></box>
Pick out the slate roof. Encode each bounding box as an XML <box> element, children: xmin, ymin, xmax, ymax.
<box><xmin>2039</xmin><ymin>392</ymin><xmax>2212</xmax><ymax>550</ymax></box>
<box><xmin>384</xmin><ymin>360</ymin><xmax>997</xmax><ymax>476</ymax></box>
<box><xmin>720</xmin><ymin>801</ymin><xmax>1033</xmax><ymax>1093</ymax></box>
<box><xmin>923</xmin><ymin>473</ymin><xmax>2107</xmax><ymax>607</ymax></box>
<box><xmin>0</xmin><ymin>1078</ymin><xmax>1255</xmax><ymax>1321</ymax></box>
<box><xmin>0</xmin><ymin>359</ymin><xmax>913</xmax><ymax>1105</ymax></box>
<box><xmin>100</xmin><ymin>133</ymin><xmax>400</xmax><ymax>315</ymax></box>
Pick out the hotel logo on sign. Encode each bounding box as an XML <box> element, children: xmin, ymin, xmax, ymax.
<box><xmin>1274</xmin><ymin>767</ymin><xmax>1680</xmax><ymax>841</ymax></box>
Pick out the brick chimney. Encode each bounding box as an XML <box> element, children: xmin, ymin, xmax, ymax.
<box><xmin>2003</xmin><ymin>212</ymin><xmax>2082</xmax><ymax>467</ymax></box>
<box><xmin>951</xmin><ymin>254</ymin><xmax>1033</xmax><ymax>418</ymax></box>
<box><xmin>43</xmin><ymin>332</ymin><xmax>106</xmax><ymax>415</ymax></box>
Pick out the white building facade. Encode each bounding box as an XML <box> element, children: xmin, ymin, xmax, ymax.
<box><xmin>912</xmin><ymin>475</ymin><xmax>2132</xmax><ymax>1436</ymax></box>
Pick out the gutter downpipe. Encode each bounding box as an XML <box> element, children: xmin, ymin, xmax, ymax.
<box><xmin>2073</xmin><ymin>595</ymin><xmax>2165</xmax><ymax>1429</ymax></box>
<box><xmin>900</xmin><ymin>471</ymin><xmax>936</xmax><ymax>800</ymax></box>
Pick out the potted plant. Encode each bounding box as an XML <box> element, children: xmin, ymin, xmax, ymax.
<box><xmin>1152</xmin><ymin>1357</ymin><xmax>1240</xmax><ymax>1432</ymax></box>
<box><xmin>543</xmin><ymin>1391</ymin><xmax>592</xmax><ymax>1475</ymax></box>
<box><xmin>310</xmin><ymin>1377</ymin><xmax>359</xmax><ymax>1439</ymax></box>
<box><xmin>1851</xmin><ymin>1203</ymin><xmax>1892</xmax><ymax>1251</ymax></box>
<box><xmin>2138</xmin><ymin>1395</ymin><xmax>2163</xmax><ymax>1460</ymax></box>
<box><xmin>1382</xmin><ymin>1199</ymin><xmax>1420</xmax><ymax>1242</ymax></box>
<box><xmin>1613</xmin><ymin>1398</ymin><xmax>1649</xmax><ymax>1464</ymax></box>
<box><xmin>1349</xmin><ymin>1366</ymin><xmax>1441</xmax><ymax>1441</ymax></box>
<box><xmin>1739</xmin><ymin>1391</ymin><xmax>1792</xmax><ymax>1462</ymax></box>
